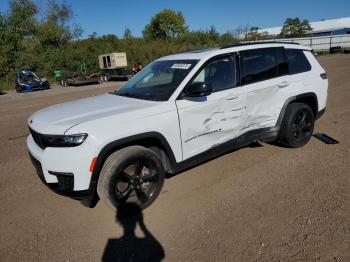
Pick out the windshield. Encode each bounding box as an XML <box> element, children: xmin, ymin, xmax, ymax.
<box><xmin>114</xmin><ymin>59</ymin><xmax>198</xmax><ymax>101</ymax></box>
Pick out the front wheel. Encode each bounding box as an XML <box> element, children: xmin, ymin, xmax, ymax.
<box><xmin>279</xmin><ymin>103</ymin><xmax>315</xmax><ymax>148</ymax></box>
<box><xmin>15</xmin><ymin>85</ymin><xmax>22</xmax><ymax>93</ymax></box>
<box><xmin>97</xmin><ymin>146</ymin><xmax>165</xmax><ymax>210</ymax></box>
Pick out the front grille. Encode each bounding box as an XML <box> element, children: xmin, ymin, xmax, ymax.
<box><xmin>29</xmin><ymin>127</ymin><xmax>46</xmax><ymax>149</ymax></box>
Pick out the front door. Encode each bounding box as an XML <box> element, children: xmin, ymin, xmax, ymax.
<box><xmin>176</xmin><ymin>55</ymin><xmax>244</xmax><ymax>160</ymax></box>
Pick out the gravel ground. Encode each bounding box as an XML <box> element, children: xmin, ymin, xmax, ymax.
<box><xmin>0</xmin><ymin>55</ymin><xmax>349</xmax><ymax>262</ymax></box>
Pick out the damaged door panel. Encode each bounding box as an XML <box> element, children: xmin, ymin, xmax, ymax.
<box><xmin>242</xmin><ymin>76</ymin><xmax>289</xmax><ymax>131</ymax></box>
<box><xmin>239</xmin><ymin>47</ymin><xmax>289</xmax><ymax>132</ymax></box>
<box><xmin>176</xmin><ymin>55</ymin><xmax>244</xmax><ymax>160</ymax></box>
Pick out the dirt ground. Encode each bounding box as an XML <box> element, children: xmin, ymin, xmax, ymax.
<box><xmin>0</xmin><ymin>55</ymin><xmax>349</xmax><ymax>262</ymax></box>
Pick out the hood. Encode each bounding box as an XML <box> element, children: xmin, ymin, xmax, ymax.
<box><xmin>28</xmin><ymin>93</ymin><xmax>157</xmax><ymax>134</ymax></box>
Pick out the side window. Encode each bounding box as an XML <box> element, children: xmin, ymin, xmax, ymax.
<box><xmin>192</xmin><ymin>56</ymin><xmax>236</xmax><ymax>92</ymax></box>
<box><xmin>240</xmin><ymin>47</ymin><xmax>287</xmax><ymax>85</ymax></box>
<box><xmin>285</xmin><ymin>49</ymin><xmax>311</xmax><ymax>74</ymax></box>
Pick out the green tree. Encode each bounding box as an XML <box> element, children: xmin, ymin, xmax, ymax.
<box><xmin>245</xmin><ymin>26</ymin><xmax>271</xmax><ymax>41</ymax></box>
<box><xmin>123</xmin><ymin>28</ymin><xmax>133</xmax><ymax>39</ymax></box>
<box><xmin>280</xmin><ymin>17</ymin><xmax>312</xmax><ymax>38</ymax></box>
<box><xmin>35</xmin><ymin>0</ymin><xmax>79</xmax><ymax>48</ymax></box>
<box><xmin>0</xmin><ymin>0</ymin><xmax>37</xmax><ymax>78</ymax></box>
<box><xmin>143</xmin><ymin>9</ymin><xmax>187</xmax><ymax>40</ymax></box>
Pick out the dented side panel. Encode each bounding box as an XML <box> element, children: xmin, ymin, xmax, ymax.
<box><xmin>176</xmin><ymin>87</ymin><xmax>244</xmax><ymax>160</ymax></box>
<box><xmin>242</xmin><ymin>75</ymin><xmax>290</xmax><ymax>132</ymax></box>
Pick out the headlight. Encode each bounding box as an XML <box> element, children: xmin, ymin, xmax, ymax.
<box><xmin>44</xmin><ymin>133</ymin><xmax>88</xmax><ymax>147</ymax></box>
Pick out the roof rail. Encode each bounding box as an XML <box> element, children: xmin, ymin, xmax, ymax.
<box><xmin>172</xmin><ymin>47</ymin><xmax>218</xmax><ymax>55</ymax></box>
<box><xmin>220</xmin><ymin>41</ymin><xmax>300</xmax><ymax>49</ymax></box>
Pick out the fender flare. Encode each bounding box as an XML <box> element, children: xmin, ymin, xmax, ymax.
<box><xmin>89</xmin><ymin>132</ymin><xmax>178</xmax><ymax>189</ymax></box>
<box><xmin>276</xmin><ymin>92</ymin><xmax>318</xmax><ymax>127</ymax></box>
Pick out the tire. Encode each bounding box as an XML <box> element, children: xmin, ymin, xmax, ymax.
<box><xmin>279</xmin><ymin>103</ymin><xmax>315</xmax><ymax>148</ymax></box>
<box><xmin>15</xmin><ymin>85</ymin><xmax>22</xmax><ymax>93</ymax></box>
<box><xmin>97</xmin><ymin>145</ymin><xmax>165</xmax><ymax>211</ymax></box>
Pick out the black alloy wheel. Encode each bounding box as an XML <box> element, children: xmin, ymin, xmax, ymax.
<box><xmin>113</xmin><ymin>158</ymin><xmax>162</xmax><ymax>207</ymax></box>
<box><xmin>279</xmin><ymin>103</ymin><xmax>315</xmax><ymax>148</ymax></box>
<box><xmin>97</xmin><ymin>146</ymin><xmax>165</xmax><ymax>210</ymax></box>
<box><xmin>291</xmin><ymin>108</ymin><xmax>313</xmax><ymax>140</ymax></box>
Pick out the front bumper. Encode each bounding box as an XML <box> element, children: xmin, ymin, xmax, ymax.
<box><xmin>29</xmin><ymin>152</ymin><xmax>89</xmax><ymax>198</ymax></box>
<box><xmin>28</xmin><ymin>151</ymin><xmax>98</xmax><ymax>207</ymax></box>
<box><xmin>27</xmin><ymin>134</ymin><xmax>99</xmax><ymax>207</ymax></box>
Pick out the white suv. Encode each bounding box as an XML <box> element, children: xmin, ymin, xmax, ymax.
<box><xmin>27</xmin><ymin>42</ymin><xmax>328</xmax><ymax>210</ymax></box>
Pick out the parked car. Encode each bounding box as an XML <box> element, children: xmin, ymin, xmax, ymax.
<box><xmin>27</xmin><ymin>42</ymin><xmax>328</xmax><ymax>210</ymax></box>
<box><xmin>15</xmin><ymin>70</ymin><xmax>50</xmax><ymax>93</ymax></box>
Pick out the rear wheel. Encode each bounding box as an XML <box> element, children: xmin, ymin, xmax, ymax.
<box><xmin>279</xmin><ymin>103</ymin><xmax>315</xmax><ymax>148</ymax></box>
<box><xmin>97</xmin><ymin>146</ymin><xmax>165</xmax><ymax>210</ymax></box>
<box><xmin>15</xmin><ymin>84</ymin><xmax>22</xmax><ymax>93</ymax></box>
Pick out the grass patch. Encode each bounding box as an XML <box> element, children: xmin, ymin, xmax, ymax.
<box><xmin>0</xmin><ymin>79</ymin><xmax>14</xmax><ymax>92</ymax></box>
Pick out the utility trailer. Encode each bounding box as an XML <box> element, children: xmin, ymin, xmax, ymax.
<box><xmin>61</xmin><ymin>74</ymin><xmax>100</xmax><ymax>87</ymax></box>
<box><xmin>56</xmin><ymin>64</ymin><xmax>101</xmax><ymax>87</ymax></box>
<box><xmin>99</xmin><ymin>52</ymin><xmax>134</xmax><ymax>81</ymax></box>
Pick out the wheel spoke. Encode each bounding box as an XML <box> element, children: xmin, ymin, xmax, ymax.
<box><xmin>120</xmin><ymin>185</ymin><xmax>133</xmax><ymax>199</ymax></box>
<box><xmin>134</xmin><ymin>161</ymin><xmax>143</xmax><ymax>176</ymax></box>
<box><xmin>142</xmin><ymin>172</ymin><xmax>158</xmax><ymax>183</ymax></box>
<box><xmin>135</xmin><ymin>187</ymin><xmax>148</xmax><ymax>203</ymax></box>
<box><xmin>300</xmin><ymin>111</ymin><xmax>307</xmax><ymax>123</ymax></box>
<box><xmin>119</xmin><ymin>171</ymin><xmax>131</xmax><ymax>183</ymax></box>
<box><xmin>291</xmin><ymin>126</ymin><xmax>299</xmax><ymax>133</ymax></box>
<box><xmin>303</xmin><ymin>123</ymin><xmax>313</xmax><ymax>131</ymax></box>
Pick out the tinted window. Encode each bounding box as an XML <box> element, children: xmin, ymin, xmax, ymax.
<box><xmin>191</xmin><ymin>56</ymin><xmax>236</xmax><ymax>92</ymax></box>
<box><xmin>286</xmin><ymin>49</ymin><xmax>311</xmax><ymax>74</ymax></box>
<box><xmin>240</xmin><ymin>47</ymin><xmax>287</xmax><ymax>85</ymax></box>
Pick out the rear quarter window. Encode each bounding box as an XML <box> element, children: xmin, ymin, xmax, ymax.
<box><xmin>286</xmin><ymin>49</ymin><xmax>311</xmax><ymax>74</ymax></box>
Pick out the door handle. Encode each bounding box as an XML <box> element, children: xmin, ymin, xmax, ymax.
<box><xmin>278</xmin><ymin>81</ymin><xmax>289</xmax><ymax>88</ymax></box>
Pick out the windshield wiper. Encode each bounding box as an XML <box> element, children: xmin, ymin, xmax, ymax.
<box><xmin>115</xmin><ymin>92</ymin><xmax>144</xmax><ymax>99</ymax></box>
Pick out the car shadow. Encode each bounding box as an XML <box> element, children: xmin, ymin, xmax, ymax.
<box><xmin>102</xmin><ymin>203</ymin><xmax>165</xmax><ymax>262</ymax></box>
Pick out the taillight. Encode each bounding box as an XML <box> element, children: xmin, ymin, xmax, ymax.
<box><xmin>320</xmin><ymin>73</ymin><xmax>327</xmax><ymax>80</ymax></box>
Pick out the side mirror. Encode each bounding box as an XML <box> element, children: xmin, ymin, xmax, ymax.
<box><xmin>186</xmin><ymin>82</ymin><xmax>212</xmax><ymax>97</ymax></box>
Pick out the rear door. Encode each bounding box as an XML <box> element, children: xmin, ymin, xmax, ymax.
<box><xmin>239</xmin><ymin>47</ymin><xmax>289</xmax><ymax>131</ymax></box>
<box><xmin>176</xmin><ymin>55</ymin><xmax>244</xmax><ymax>160</ymax></box>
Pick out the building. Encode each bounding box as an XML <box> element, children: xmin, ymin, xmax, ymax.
<box><xmin>258</xmin><ymin>17</ymin><xmax>350</xmax><ymax>37</ymax></box>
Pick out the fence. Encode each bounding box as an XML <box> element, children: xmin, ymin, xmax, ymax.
<box><xmin>257</xmin><ymin>34</ymin><xmax>350</xmax><ymax>51</ymax></box>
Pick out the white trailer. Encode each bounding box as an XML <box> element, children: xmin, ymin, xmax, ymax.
<box><xmin>98</xmin><ymin>52</ymin><xmax>133</xmax><ymax>81</ymax></box>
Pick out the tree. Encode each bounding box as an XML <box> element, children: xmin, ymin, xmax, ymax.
<box><xmin>0</xmin><ymin>0</ymin><xmax>37</xmax><ymax>78</ymax></box>
<box><xmin>35</xmin><ymin>0</ymin><xmax>79</xmax><ymax>47</ymax></box>
<box><xmin>123</xmin><ymin>28</ymin><xmax>133</xmax><ymax>39</ymax></box>
<box><xmin>245</xmin><ymin>26</ymin><xmax>271</xmax><ymax>41</ymax></box>
<box><xmin>280</xmin><ymin>17</ymin><xmax>312</xmax><ymax>38</ymax></box>
<box><xmin>143</xmin><ymin>9</ymin><xmax>187</xmax><ymax>40</ymax></box>
<box><xmin>46</xmin><ymin>0</ymin><xmax>73</xmax><ymax>26</ymax></box>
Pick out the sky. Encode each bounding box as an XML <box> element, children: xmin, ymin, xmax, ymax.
<box><xmin>1</xmin><ymin>0</ymin><xmax>349</xmax><ymax>38</ymax></box>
